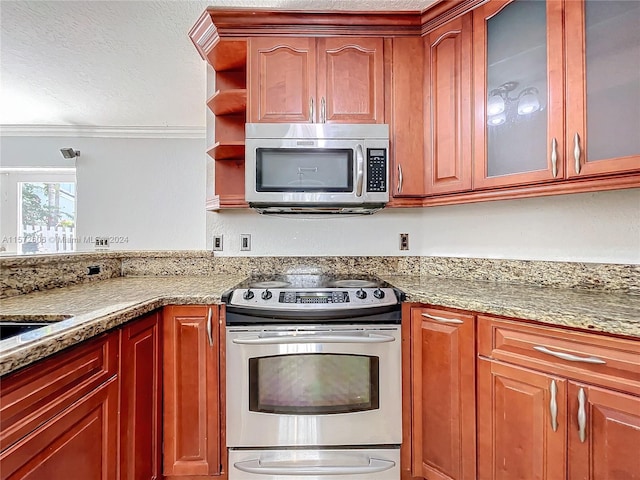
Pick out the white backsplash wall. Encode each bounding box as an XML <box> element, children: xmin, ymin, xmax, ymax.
<box><xmin>208</xmin><ymin>188</ymin><xmax>640</xmax><ymax>264</ymax></box>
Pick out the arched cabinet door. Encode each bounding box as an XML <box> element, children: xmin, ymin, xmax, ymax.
<box><xmin>248</xmin><ymin>37</ymin><xmax>316</xmax><ymax>123</ymax></box>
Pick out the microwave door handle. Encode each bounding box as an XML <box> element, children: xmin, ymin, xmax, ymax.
<box><xmin>234</xmin><ymin>457</ymin><xmax>395</xmax><ymax>475</ymax></box>
<box><xmin>232</xmin><ymin>333</ymin><xmax>395</xmax><ymax>344</ymax></box>
<box><xmin>355</xmin><ymin>144</ymin><xmax>365</xmax><ymax>197</ymax></box>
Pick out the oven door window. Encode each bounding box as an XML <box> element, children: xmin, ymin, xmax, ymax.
<box><xmin>256</xmin><ymin>148</ymin><xmax>353</xmax><ymax>192</ymax></box>
<box><xmin>249</xmin><ymin>354</ymin><xmax>379</xmax><ymax>415</ymax></box>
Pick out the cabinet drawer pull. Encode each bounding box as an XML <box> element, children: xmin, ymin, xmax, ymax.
<box><xmin>397</xmin><ymin>164</ymin><xmax>403</xmax><ymax>194</ymax></box>
<box><xmin>550</xmin><ymin>137</ymin><xmax>558</xmax><ymax>178</ymax></box>
<box><xmin>573</xmin><ymin>132</ymin><xmax>581</xmax><ymax>174</ymax></box>
<box><xmin>309</xmin><ymin>97</ymin><xmax>315</xmax><ymax>123</ymax></box>
<box><xmin>578</xmin><ymin>387</ymin><xmax>587</xmax><ymax>442</ymax></box>
<box><xmin>549</xmin><ymin>379</ymin><xmax>558</xmax><ymax>432</ymax></box>
<box><xmin>421</xmin><ymin>313</ymin><xmax>464</xmax><ymax>324</ymax></box>
<box><xmin>533</xmin><ymin>346</ymin><xmax>605</xmax><ymax>364</ymax></box>
<box><xmin>320</xmin><ymin>96</ymin><xmax>326</xmax><ymax>123</ymax></box>
<box><xmin>207</xmin><ymin>307</ymin><xmax>214</xmax><ymax>347</ymax></box>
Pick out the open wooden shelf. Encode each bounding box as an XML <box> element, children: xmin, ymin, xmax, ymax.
<box><xmin>207</xmin><ymin>89</ymin><xmax>247</xmax><ymax>116</ymax></box>
<box><xmin>206</xmin><ymin>141</ymin><xmax>245</xmax><ymax>160</ymax></box>
<box><xmin>208</xmin><ymin>40</ymin><xmax>247</xmax><ymax>72</ymax></box>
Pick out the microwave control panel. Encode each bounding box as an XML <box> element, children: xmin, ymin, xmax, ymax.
<box><xmin>366</xmin><ymin>149</ymin><xmax>387</xmax><ymax>192</ymax></box>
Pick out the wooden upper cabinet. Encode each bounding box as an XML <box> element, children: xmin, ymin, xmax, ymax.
<box><xmin>567</xmin><ymin>383</ymin><xmax>640</xmax><ymax>480</ymax></box>
<box><xmin>424</xmin><ymin>14</ymin><xmax>472</xmax><ymax>195</ymax></box>
<box><xmin>317</xmin><ymin>37</ymin><xmax>384</xmax><ymax>124</ymax></box>
<box><xmin>248</xmin><ymin>36</ymin><xmax>384</xmax><ymax>124</ymax></box>
<box><xmin>473</xmin><ymin>0</ymin><xmax>565</xmax><ymax>189</ymax></box>
<box><xmin>248</xmin><ymin>37</ymin><xmax>316</xmax><ymax>123</ymax></box>
<box><xmin>565</xmin><ymin>0</ymin><xmax>640</xmax><ymax>178</ymax></box>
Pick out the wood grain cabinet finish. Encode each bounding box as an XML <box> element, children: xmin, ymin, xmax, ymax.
<box><xmin>163</xmin><ymin>305</ymin><xmax>222</xmax><ymax>478</ymax></box>
<box><xmin>248</xmin><ymin>37</ymin><xmax>384</xmax><ymax>124</ymax></box>
<box><xmin>120</xmin><ymin>311</ymin><xmax>162</xmax><ymax>480</ymax></box>
<box><xmin>410</xmin><ymin>307</ymin><xmax>476</xmax><ymax>480</ymax></box>
<box><xmin>477</xmin><ymin>315</ymin><xmax>640</xmax><ymax>480</ymax></box>
<box><xmin>424</xmin><ymin>14</ymin><xmax>472</xmax><ymax>196</ymax></box>
<box><xmin>0</xmin><ymin>333</ymin><xmax>120</xmax><ymax>480</ymax></box>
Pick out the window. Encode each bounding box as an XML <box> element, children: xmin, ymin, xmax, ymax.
<box><xmin>18</xmin><ymin>181</ymin><xmax>76</xmax><ymax>254</ymax></box>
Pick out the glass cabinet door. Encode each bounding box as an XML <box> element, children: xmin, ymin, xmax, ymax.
<box><xmin>566</xmin><ymin>0</ymin><xmax>640</xmax><ymax>177</ymax></box>
<box><xmin>473</xmin><ymin>0</ymin><xmax>564</xmax><ymax>188</ymax></box>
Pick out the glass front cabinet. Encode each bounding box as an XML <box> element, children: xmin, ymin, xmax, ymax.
<box><xmin>473</xmin><ymin>0</ymin><xmax>639</xmax><ymax>189</ymax></box>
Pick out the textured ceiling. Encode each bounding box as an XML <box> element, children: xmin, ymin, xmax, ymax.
<box><xmin>0</xmin><ymin>0</ymin><xmax>435</xmax><ymax>128</ymax></box>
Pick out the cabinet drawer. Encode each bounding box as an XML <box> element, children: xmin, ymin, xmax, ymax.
<box><xmin>477</xmin><ymin>316</ymin><xmax>640</xmax><ymax>395</ymax></box>
<box><xmin>0</xmin><ymin>332</ymin><xmax>119</xmax><ymax>451</ymax></box>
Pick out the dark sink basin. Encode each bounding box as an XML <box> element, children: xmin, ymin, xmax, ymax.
<box><xmin>0</xmin><ymin>315</ymin><xmax>73</xmax><ymax>341</ymax></box>
<box><xmin>0</xmin><ymin>322</ymin><xmax>55</xmax><ymax>340</ymax></box>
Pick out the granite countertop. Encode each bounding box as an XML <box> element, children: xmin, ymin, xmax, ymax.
<box><xmin>382</xmin><ymin>274</ymin><xmax>640</xmax><ymax>338</ymax></box>
<box><xmin>1</xmin><ymin>274</ymin><xmax>638</xmax><ymax>376</ymax></box>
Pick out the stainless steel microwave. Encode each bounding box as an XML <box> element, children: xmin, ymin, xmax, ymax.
<box><xmin>245</xmin><ymin>123</ymin><xmax>389</xmax><ymax>214</ymax></box>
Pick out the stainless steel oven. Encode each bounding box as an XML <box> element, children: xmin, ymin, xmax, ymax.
<box><xmin>223</xmin><ymin>275</ymin><xmax>403</xmax><ymax>480</ymax></box>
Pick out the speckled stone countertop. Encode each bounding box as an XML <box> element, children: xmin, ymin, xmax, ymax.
<box><xmin>0</xmin><ymin>275</ymin><xmax>244</xmax><ymax>376</ymax></box>
<box><xmin>1</xmin><ymin>273</ymin><xmax>638</xmax><ymax>376</ymax></box>
<box><xmin>382</xmin><ymin>275</ymin><xmax>640</xmax><ymax>338</ymax></box>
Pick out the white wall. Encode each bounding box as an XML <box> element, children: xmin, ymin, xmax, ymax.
<box><xmin>207</xmin><ymin>188</ymin><xmax>640</xmax><ymax>264</ymax></box>
<box><xmin>1</xmin><ymin>135</ymin><xmax>207</xmax><ymax>251</ymax></box>
<box><xmin>2</xmin><ymin>134</ymin><xmax>638</xmax><ymax>263</ymax></box>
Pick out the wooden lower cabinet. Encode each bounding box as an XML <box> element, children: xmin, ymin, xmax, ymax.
<box><xmin>409</xmin><ymin>306</ymin><xmax>476</xmax><ymax>480</ymax></box>
<box><xmin>477</xmin><ymin>359</ymin><xmax>567</xmax><ymax>480</ymax></box>
<box><xmin>0</xmin><ymin>333</ymin><xmax>120</xmax><ymax>480</ymax></box>
<box><xmin>567</xmin><ymin>383</ymin><xmax>640</xmax><ymax>480</ymax></box>
<box><xmin>120</xmin><ymin>311</ymin><xmax>162</xmax><ymax>480</ymax></box>
<box><xmin>163</xmin><ymin>305</ymin><xmax>222</xmax><ymax>478</ymax></box>
<box><xmin>477</xmin><ymin>315</ymin><xmax>640</xmax><ymax>480</ymax></box>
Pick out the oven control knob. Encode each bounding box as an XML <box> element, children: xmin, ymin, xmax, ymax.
<box><xmin>261</xmin><ymin>289</ymin><xmax>273</xmax><ymax>300</ymax></box>
<box><xmin>243</xmin><ymin>289</ymin><xmax>254</xmax><ymax>300</ymax></box>
<box><xmin>355</xmin><ymin>288</ymin><xmax>367</xmax><ymax>299</ymax></box>
<box><xmin>373</xmin><ymin>288</ymin><xmax>385</xmax><ymax>299</ymax></box>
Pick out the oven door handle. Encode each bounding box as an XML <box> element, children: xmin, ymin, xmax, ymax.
<box><xmin>232</xmin><ymin>333</ymin><xmax>396</xmax><ymax>345</ymax></box>
<box><xmin>234</xmin><ymin>457</ymin><xmax>396</xmax><ymax>475</ymax></box>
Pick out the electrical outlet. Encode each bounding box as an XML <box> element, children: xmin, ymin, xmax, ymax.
<box><xmin>400</xmin><ymin>233</ymin><xmax>409</xmax><ymax>251</ymax></box>
<box><xmin>213</xmin><ymin>235</ymin><xmax>223</xmax><ymax>251</ymax></box>
<box><xmin>95</xmin><ymin>237</ymin><xmax>109</xmax><ymax>250</ymax></box>
<box><xmin>240</xmin><ymin>234</ymin><xmax>251</xmax><ymax>251</ymax></box>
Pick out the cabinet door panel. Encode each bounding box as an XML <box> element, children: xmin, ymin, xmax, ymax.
<box><xmin>248</xmin><ymin>37</ymin><xmax>316</xmax><ymax>123</ymax></box>
<box><xmin>424</xmin><ymin>15</ymin><xmax>472</xmax><ymax>195</ymax></box>
<box><xmin>317</xmin><ymin>37</ymin><xmax>384</xmax><ymax>124</ymax></box>
<box><xmin>120</xmin><ymin>312</ymin><xmax>162</xmax><ymax>480</ymax></box>
<box><xmin>411</xmin><ymin>308</ymin><xmax>475</xmax><ymax>480</ymax></box>
<box><xmin>163</xmin><ymin>306</ymin><xmax>221</xmax><ymax>476</ymax></box>
<box><xmin>477</xmin><ymin>359</ymin><xmax>567</xmax><ymax>480</ymax></box>
<box><xmin>473</xmin><ymin>0</ymin><xmax>564</xmax><ymax>188</ymax></box>
<box><xmin>568</xmin><ymin>383</ymin><xmax>640</xmax><ymax>480</ymax></box>
<box><xmin>0</xmin><ymin>379</ymin><xmax>118</xmax><ymax>480</ymax></box>
<box><xmin>565</xmin><ymin>0</ymin><xmax>640</xmax><ymax>177</ymax></box>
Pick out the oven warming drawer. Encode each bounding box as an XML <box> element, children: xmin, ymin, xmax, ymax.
<box><xmin>229</xmin><ymin>448</ymin><xmax>400</xmax><ymax>480</ymax></box>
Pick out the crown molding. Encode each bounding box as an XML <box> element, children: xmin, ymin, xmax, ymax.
<box><xmin>0</xmin><ymin>125</ymin><xmax>206</xmax><ymax>139</ymax></box>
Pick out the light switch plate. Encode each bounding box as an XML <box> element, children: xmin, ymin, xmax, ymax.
<box><xmin>240</xmin><ymin>234</ymin><xmax>251</xmax><ymax>251</ymax></box>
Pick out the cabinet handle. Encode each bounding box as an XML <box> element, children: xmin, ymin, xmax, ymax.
<box><xmin>397</xmin><ymin>164</ymin><xmax>403</xmax><ymax>194</ymax></box>
<box><xmin>355</xmin><ymin>144</ymin><xmax>364</xmax><ymax>197</ymax></box>
<box><xmin>421</xmin><ymin>312</ymin><xmax>464</xmax><ymax>324</ymax></box>
<box><xmin>549</xmin><ymin>379</ymin><xmax>558</xmax><ymax>432</ymax></box>
<box><xmin>533</xmin><ymin>345</ymin><xmax>606</xmax><ymax>364</ymax></box>
<box><xmin>321</xmin><ymin>96</ymin><xmax>326</xmax><ymax>123</ymax></box>
<box><xmin>578</xmin><ymin>387</ymin><xmax>587</xmax><ymax>442</ymax></box>
<box><xmin>206</xmin><ymin>307</ymin><xmax>214</xmax><ymax>347</ymax></box>
<box><xmin>309</xmin><ymin>97</ymin><xmax>315</xmax><ymax>123</ymax></box>
<box><xmin>550</xmin><ymin>137</ymin><xmax>558</xmax><ymax>178</ymax></box>
<box><xmin>573</xmin><ymin>133</ymin><xmax>581</xmax><ymax>174</ymax></box>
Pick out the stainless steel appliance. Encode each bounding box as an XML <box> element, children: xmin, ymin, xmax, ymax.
<box><xmin>245</xmin><ymin>123</ymin><xmax>389</xmax><ymax>214</ymax></box>
<box><xmin>223</xmin><ymin>274</ymin><xmax>403</xmax><ymax>480</ymax></box>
